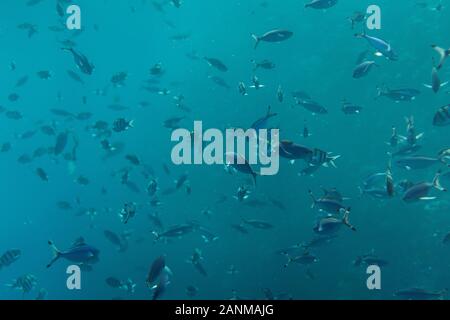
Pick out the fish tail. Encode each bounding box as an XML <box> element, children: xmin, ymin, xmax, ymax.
<box><xmin>432</xmin><ymin>171</ymin><xmax>446</xmax><ymax>192</ymax></box>
<box><xmin>151</xmin><ymin>231</ymin><xmax>160</xmax><ymax>241</ymax></box>
<box><xmin>251</xmin><ymin>34</ymin><xmax>260</xmax><ymax>49</ymax></box>
<box><xmin>342</xmin><ymin>207</ymin><xmax>357</xmax><ymax>231</ymax></box>
<box><xmin>251</xmin><ymin>171</ymin><xmax>257</xmax><ymax>186</ymax></box>
<box><xmin>46</xmin><ymin>240</ymin><xmax>61</xmax><ymax>268</ymax></box>
<box><xmin>283</xmin><ymin>254</ymin><xmax>292</xmax><ymax>268</ymax></box>
<box><xmin>308</xmin><ymin>190</ymin><xmax>316</xmax><ymax>208</ymax></box>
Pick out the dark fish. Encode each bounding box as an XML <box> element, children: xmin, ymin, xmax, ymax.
<box><xmin>242</xmin><ymin>219</ymin><xmax>273</xmax><ymax>230</ymax></box>
<box><xmin>113</xmin><ymin>118</ymin><xmax>134</xmax><ymax>132</ymax></box>
<box><xmin>54</xmin><ymin>131</ymin><xmax>69</xmax><ymax>156</ymax></box>
<box><xmin>305</xmin><ymin>0</ymin><xmax>338</xmax><ymax>9</ymax></box>
<box><xmin>0</xmin><ymin>249</ymin><xmax>21</xmax><ymax>269</ymax></box>
<box><xmin>50</xmin><ymin>109</ymin><xmax>74</xmax><ymax>118</ymax></box>
<box><xmin>251</xmin><ymin>59</ymin><xmax>275</xmax><ymax>70</ymax></box>
<box><xmin>46</xmin><ymin>238</ymin><xmax>100</xmax><ymax>268</ymax></box>
<box><xmin>341</xmin><ymin>101</ymin><xmax>363</xmax><ymax>114</ymax></box>
<box><xmin>66</xmin><ymin>70</ymin><xmax>84</xmax><ymax>84</ymax></box>
<box><xmin>62</xmin><ymin>48</ymin><xmax>94</xmax><ymax>75</ymax></box>
<box><xmin>251</xmin><ymin>105</ymin><xmax>277</xmax><ymax>130</ymax></box>
<box><xmin>309</xmin><ymin>190</ymin><xmax>345</xmax><ymax>214</ymax></box>
<box><xmin>296</xmin><ymin>99</ymin><xmax>328</xmax><ymax>115</ymax></box>
<box><xmin>377</xmin><ymin>87</ymin><xmax>420</xmax><ymax>102</ymax></box>
<box><xmin>106</xmin><ymin>277</ymin><xmax>123</xmax><ymax>288</ymax></box>
<box><xmin>152</xmin><ymin>224</ymin><xmax>195</xmax><ymax>240</ymax></box>
<box><xmin>252</xmin><ymin>29</ymin><xmax>293</xmax><ymax>49</ymax></box>
<box><xmin>36</xmin><ymin>168</ymin><xmax>48</xmax><ymax>181</ymax></box>
<box><xmin>146</xmin><ymin>256</ymin><xmax>166</xmax><ymax>285</ymax></box>
<box><xmin>204</xmin><ymin>57</ymin><xmax>228</xmax><ymax>72</ymax></box>
<box><xmin>433</xmin><ymin>105</ymin><xmax>450</xmax><ymax>127</ymax></box>
<box><xmin>279</xmin><ymin>140</ymin><xmax>313</xmax><ymax>160</ymax></box>
<box><xmin>209</xmin><ymin>76</ymin><xmax>230</xmax><ymax>89</ymax></box>
<box><xmin>5</xmin><ymin>110</ymin><xmax>23</xmax><ymax>120</ymax></box>
<box><xmin>225</xmin><ymin>152</ymin><xmax>258</xmax><ymax>185</ymax></box>
<box><xmin>394</xmin><ymin>288</ymin><xmax>447</xmax><ymax>300</ymax></box>
<box><xmin>6</xmin><ymin>274</ymin><xmax>37</xmax><ymax>294</ymax></box>
<box><xmin>353</xmin><ymin>61</ymin><xmax>377</xmax><ymax>78</ymax></box>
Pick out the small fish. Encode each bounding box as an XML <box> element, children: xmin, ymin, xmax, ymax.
<box><xmin>242</xmin><ymin>219</ymin><xmax>274</xmax><ymax>230</ymax></box>
<box><xmin>0</xmin><ymin>249</ymin><xmax>21</xmax><ymax>269</ymax></box>
<box><xmin>305</xmin><ymin>0</ymin><xmax>338</xmax><ymax>9</ymax></box>
<box><xmin>296</xmin><ymin>99</ymin><xmax>328</xmax><ymax>115</ymax></box>
<box><xmin>61</xmin><ymin>47</ymin><xmax>94</xmax><ymax>75</ymax></box>
<box><xmin>36</xmin><ymin>168</ymin><xmax>48</xmax><ymax>182</ymax></box>
<box><xmin>394</xmin><ymin>288</ymin><xmax>447</xmax><ymax>300</ymax></box>
<box><xmin>433</xmin><ymin>105</ymin><xmax>450</xmax><ymax>127</ymax></box>
<box><xmin>353</xmin><ymin>61</ymin><xmax>377</xmax><ymax>78</ymax></box>
<box><xmin>113</xmin><ymin>118</ymin><xmax>134</xmax><ymax>132</ymax></box>
<box><xmin>252</xmin><ymin>29</ymin><xmax>293</xmax><ymax>49</ymax></box>
<box><xmin>204</xmin><ymin>57</ymin><xmax>228</xmax><ymax>72</ymax></box>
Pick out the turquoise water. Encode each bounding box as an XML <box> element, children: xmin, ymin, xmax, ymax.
<box><xmin>1</xmin><ymin>0</ymin><xmax>450</xmax><ymax>300</ymax></box>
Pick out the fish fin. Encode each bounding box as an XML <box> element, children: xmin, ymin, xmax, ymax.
<box><xmin>251</xmin><ymin>172</ymin><xmax>257</xmax><ymax>186</ymax></box>
<box><xmin>433</xmin><ymin>171</ymin><xmax>446</xmax><ymax>192</ymax></box>
<box><xmin>423</xmin><ymin>84</ymin><xmax>433</xmax><ymax>89</ymax></box>
<box><xmin>441</xmin><ymin>81</ymin><xmax>449</xmax><ymax>88</ymax></box>
<box><xmin>342</xmin><ymin>208</ymin><xmax>356</xmax><ymax>231</ymax></box>
<box><xmin>419</xmin><ymin>197</ymin><xmax>437</xmax><ymax>200</ymax></box>
<box><xmin>46</xmin><ymin>240</ymin><xmax>61</xmax><ymax>268</ymax></box>
<box><xmin>251</xmin><ymin>34</ymin><xmax>260</xmax><ymax>49</ymax></box>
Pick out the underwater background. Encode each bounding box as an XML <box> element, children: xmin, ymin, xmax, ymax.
<box><xmin>1</xmin><ymin>0</ymin><xmax>450</xmax><ymax>300</ymax></box>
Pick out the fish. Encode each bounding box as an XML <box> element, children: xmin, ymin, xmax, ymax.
<box><xmin>113</xmin><ymin>118</ymin><xmax>134</xmax><ymax>132</ymax></box>
<box><xmin>251</xmin><ymin>59</ymin><xmax>275</xmax><ymax>70</ymax></box>
<box><xmin>0</xmin><ymin>249</ymin><xmax>21</xmax><ymax>269</ymax></box>
<box><xmin>36</xmin><ymin>168</ymin><xmax>48</xmax><ymax>182</ymax></box>
<box><xmin>341</xmin><ymin>101</ymin><xmax>363</xmax><ymax>114</ymax></box>
<box><xmin>204</xmin><ymin>57</ymin><xmax>228</xmax><ymax>72</ymax></box>
<box><xmin>46</xmin><ymin>237</ymin><xmax>100</xmax><ymax>268</ymax></box>
<box><xmin>313</xmin><ymin>208</ymin><xmax>356</xmax><ymax>235</ymax></box>
<box><xmin>296</xmin><ymin>99</ymin><xmax>328</xmax><ymax>115</ymax></box>
<box><xmin>66</xmin><ymin>70</ymin><xmax>84</xmax><ymax>84</ymax></box>
<box><xmin>146</xmin><ymin>256</ymin><xmax>166</xmax><ymax>285</ymax></box>
<box><xmin>251</xmin><ymin>105</ymin><xmax>278</xmax><ymax>130</ymax></box>
<box><xmin>431</xmin><ymin>44</ymin><xmax>450</xmax><ymax>70</ymax></box>
<box><xmin>54</xmin><ymin>131</ymin><xmax>69</xmax><ymax>156</ymax></box>
<box><xmin>423</xmin><ymin>64</ymin><xmax>448</xmax><ymax>93</ymax></box>
<box><xmin>152</xmin><ymin>224</ymin><xmax>196</xmax><ymax>240</ymax></box>
<box><xmin>309</xmin><ymin>189</ymin><xmax>346</xmax><ymax>214</ymax></box>
<box><xmin>284</xmin><ymin>251</ymin><xmax>318</xmax><ymax>267</ymax></box>
<box><xmin>353</xmin><ymin>61</ymin><xmax>377</xmax><ymax>78</ymax></box>
<box><xmin>104</xmin><ymin>230</ymin><xmax>127</xmax><ymax>252</ymax></box>
<box><xmin>394</xmin><ymin>288</ymin><xmax>447</xmax><ymax>300</ymax></box>
<box><xmin>376</xmin><ymin>86</ymin><xmax>420</xmax><ymax>102</ymax></box>
<box><xmin>355</xmin><ymin>32</ymin><xmax>398</xmax><ymax>61</ymax></box>
<box><xmin>6</xmin><ymin>274</ymin><xmax>37</xmax><ymax>295</ymax></box>
<box><xmin>305</xmin><ymin>0</ymin><xmax>338</xmax><ymax>9</ymax></box>
<box><xmin>225</xmin><ymin>152</ymin><xmax>258</xmax><ymax>185</ymax></box>
<box><xmin>242</xmin><ymin>219</ymin><xmax>274</xmax><ymax>229</ymax></box>
<box><xmin>252</xmin><ymin>29</ymin><xmax>293</xmax><ymax>49</ymax></box>
<box><xmin>403</xmin><ymin>172</ymin><xmax>446</xmax><ymax>202</ymax></box>
<box><xmin>395</xmin><ymin>156</ymin><xmax>445</xmax><ymax>170</ymax></box>
<box><xmin>433</xmin><ymin>105</ymin><xmax>450</xmax><ymax>126</ymax></box>
<box><xmin>61</xmin><ymin>48</ymin><xmax>94</xmax><ymax>75</ymax></box>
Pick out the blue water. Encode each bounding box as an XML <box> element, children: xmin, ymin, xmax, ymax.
<box><xmin>1</xmin><ymin>0</ymin><xmax>450</xmax><ymax>300</ymax></box>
